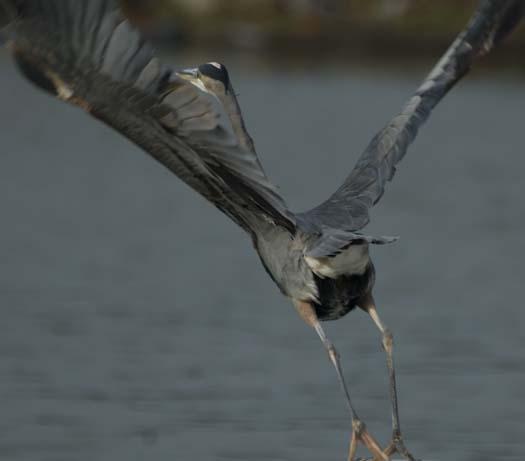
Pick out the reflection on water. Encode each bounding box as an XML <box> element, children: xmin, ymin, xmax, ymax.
<box><xmin>0</xmin><ymin>51</ymin><xmax>524</xmax><ymax>461</ymax></box>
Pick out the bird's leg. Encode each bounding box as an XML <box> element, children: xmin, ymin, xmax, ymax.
<box><xmin>293</xmin><ymin>300</ymin><xmax>388</xmax><ymax>461</ymax></box>
<box><xmin>359</xmin><ymin>294</ymin><xmax>417</xmax><ymax>461</ymax></box>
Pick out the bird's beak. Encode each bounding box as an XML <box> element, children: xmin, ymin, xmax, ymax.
<box><xmin>176</xmin><ymin>67</ymin><xmax>209</xmax><ymax>93</ymax></box>
<box><xmin>178</xmin><ymin>68</ymin><xmax>199</xmax><ymax>79</ymax></box>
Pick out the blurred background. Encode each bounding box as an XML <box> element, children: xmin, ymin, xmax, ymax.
<box><xmin>117</xmin><ymin>0</ymin><xmax>525</xmax><ymax>63</ymax></box>
<box><xmin>0</xmin><ymin>1</ymin><xmax>524</xmax><ymax>461</ymax></box>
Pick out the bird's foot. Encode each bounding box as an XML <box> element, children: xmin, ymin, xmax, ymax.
<box><xmin>382</xmin><ymin>433</ymin><xmax>418</xmax><ymax>461</ymax></box>
<box><xmin>348</xmin><ymin>419</ymin><xmax>388</xmax><ymax>461</ymax></box>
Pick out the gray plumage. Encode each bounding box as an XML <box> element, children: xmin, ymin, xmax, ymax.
<box><xmin>298</xmin><ymin>0</ymin><xmax>525</xmax><ymax>258</ymax></box>
<box><xmin>1</xmin><ymin>0</ymin><xmax>523</xmax><ymax>319</ymax></box>
<box><xmin>3</xmin><ymin>0</ymin><xmax>295</xmax><ymax>235</ymax></box>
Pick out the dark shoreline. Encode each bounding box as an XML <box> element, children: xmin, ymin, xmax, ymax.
<box><xmin>129</xmin><ymin>1</ymin><xmax>525</xmax><ymax>67</ymax></box>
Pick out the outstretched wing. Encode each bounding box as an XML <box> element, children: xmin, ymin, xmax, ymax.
<box><xmin>298</xmin><ymin>0</ymin><xmax>524</xmax><ymax>254</ymax></box>
<box><xmin>1</xmin><ymin>0</ymin><xmax>296</xmax><ymax>234</ymax></box>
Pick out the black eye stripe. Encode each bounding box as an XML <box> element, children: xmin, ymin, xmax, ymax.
<box><xmin>198</xmin><ymin>62</ymin><xmax>230</xmax><ymax>88</ymax></box>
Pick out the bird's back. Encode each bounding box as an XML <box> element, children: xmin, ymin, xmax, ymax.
<box><xmin>254</xmin><ymin>225</ymin><xmax>375</xmax><ymax>321</ymax></box>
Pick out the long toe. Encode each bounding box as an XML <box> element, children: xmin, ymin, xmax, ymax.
<box><xmin>384</xmin><ymin>437</ymin><xmax>419</xmax><ymax>461</ymax></box>
<box><xmin>348</xmin><ymin>420</ymin><xmax>388</xmax><ymax>461</ymax></box>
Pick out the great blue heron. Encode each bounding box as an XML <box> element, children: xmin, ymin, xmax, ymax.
<box><xmin>1</xmin><ymin>1</ymin><xmax>523</xmax><ymax>460</ymax></box>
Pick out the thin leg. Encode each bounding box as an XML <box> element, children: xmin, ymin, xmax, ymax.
<box><xmin>359</xmin><ymin>294</ymin><xmax>417</xmax><ymax>461</ymax></box>
<box><xmin>294</xmin><ymin>300</ymin><xmax>388</xmax><ymax>461</ymax></box>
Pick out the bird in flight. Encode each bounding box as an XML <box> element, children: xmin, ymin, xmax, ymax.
<box><xmin>1</xmin><ymin>0</ymin><xmax>523</xmax><ymax>459</ymax></box>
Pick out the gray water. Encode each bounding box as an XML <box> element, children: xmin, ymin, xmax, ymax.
<box><xmin>0</xmin><ymin>51</ymin><xmax>524</xmax><ymax>461</ymax></box>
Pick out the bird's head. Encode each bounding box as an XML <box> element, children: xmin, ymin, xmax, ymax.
<box><xmin>177</xmin><ymin>62</ymin><xmax>232</xmax><ymax>95</ymax></box>
<box><xmin>197</xmin><ymin>62</ymin><xmax>231</xmax><ymax>93</ymax></box>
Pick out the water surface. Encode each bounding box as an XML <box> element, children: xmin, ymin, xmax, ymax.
<box><xmin>0</xmin><ymin>52</ymin><xmax>524</xmax><ymax>461</ymax></box>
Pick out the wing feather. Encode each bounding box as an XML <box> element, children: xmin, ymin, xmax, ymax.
<box><xmin>3</xmin><ymin>0</ymin><xmax>295</xmax><ymax>234</ymax></box>
<box><xmin>299</xmin><ymin>0</ymin><xmax>524</xmax><ymax>256</ymax></box>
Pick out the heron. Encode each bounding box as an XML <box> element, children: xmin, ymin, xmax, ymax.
<box><xmin>1</xmin><ymin>1</ymin><xmax>523</xmax><ymax>460</ymax></box>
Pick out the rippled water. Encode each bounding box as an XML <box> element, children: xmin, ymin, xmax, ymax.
<box><xmin>0</xmin><ymin>50</ymin><xmax>524</xmax><ymax>461</ymax></box>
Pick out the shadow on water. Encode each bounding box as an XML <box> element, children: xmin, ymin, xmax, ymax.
<box><xmin>0</xmin><ymin>49</ymin><xmax>524</xmax><ymax>461</ymax></box>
